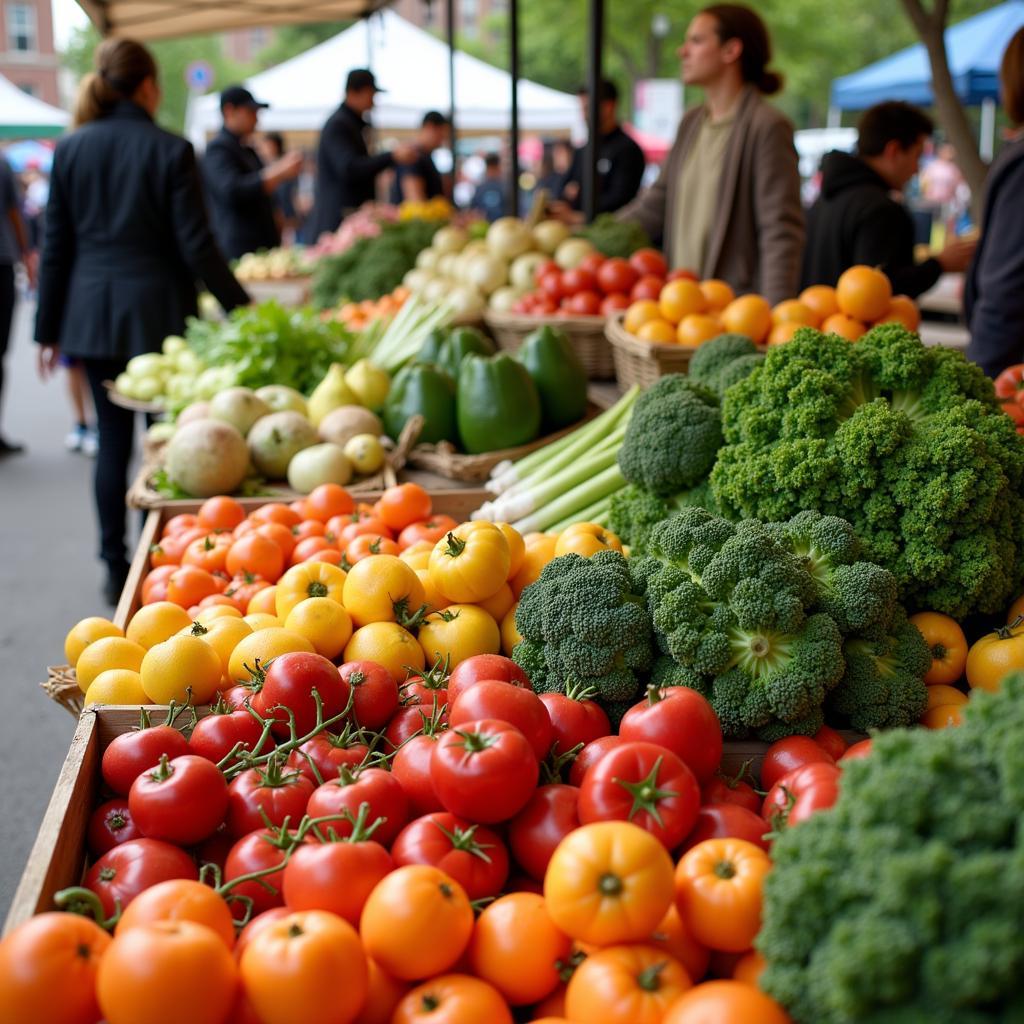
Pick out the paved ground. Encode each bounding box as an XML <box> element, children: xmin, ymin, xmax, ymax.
<box><xmin>0</xmin><ymin>298</ymin><xmax>131</xmax><ymax>919</ymax></box>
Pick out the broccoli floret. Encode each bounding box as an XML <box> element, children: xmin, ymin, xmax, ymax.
<box><xmin>759</xmin><ymin>674</ymin><xmax>1024</xmax><ymax>1022</ymax></box>
<box><xmin>829</xmin><ymin>610</ymin><xmax>930</xmax><ymax>730</ymax></box>
<box><xmin>509</xmin><ymin>639</ymin><xmax>559</xmax><ymax>694</ymax></box>
<box><xmin>513</xmin><ymin>550</ymin><xmax>654</xmax><ymax>708</ymax></box>
<box><xmin>649</xmin><ymin>654</ymin><xmax>711</xmax><ymax>696</ymax></box>
<box><xmin>617</xmin><ymin>375</ymin><xmax>723</xmax><ymax>496</ymax></box>
<box><xmin>609</xmin><ymin>485</ymin><xmax>671</xmax><ymax>555</ymax></box>
<box><xmin>688</xmin><ymin>333</ymin><xmax>759</xmax><ymax>390</ymax></box>
<box><xmin>715</xmin><ymin>351</ymin><xmax>766</xmax><ymax>396</ymax></box>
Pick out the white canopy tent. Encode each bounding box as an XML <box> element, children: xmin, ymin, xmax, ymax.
<box><xmin>0</xmin><ymin>73</ymin><xmax>70</xmax><ymax>138</ymax></box>
<box><xmin>185</xmin><ymin>8</ymin><xmax>580</xmax><ymax>147</ymax></box>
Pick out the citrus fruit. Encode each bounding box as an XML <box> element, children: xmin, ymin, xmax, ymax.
<box><xmin>677</xmin><ymin>314</ymin><xmax>722</xmax><ymax>347</ymax></box>
<box><xmin>876</xmin><ymin>293</ymin><xmax>920</xmax><ymax>330</ymax></box>
<box><xmin>798</xmin><ymin>284</ymin><xmax>839</xmax><ymax>321</ymax></box>
<box><xmin>84</xmin><ymin>669</ymin><xmax>149</xmax><ymax>706</ymax></box>
<box><xmin>822</xmin><ymin>313</ymin><xmax>866</xmax><ymax>341</ymax></box>
<box><xmin>659</xmin><ymin>279</ymin><xmax>707</xmax><ymax>323</ymax></box>
<box><xmin>623</xmin><ymin>300</ymin><xmax>662</xmax><ymax>335</ymax></box>
<box><xmin>65</xmin><ymin>617</ymin><xmax>124</xmax><ymax>666</ymax></box>
<box><xmin>721</xmin><ymin>294</ymin><xmax>772</xmax><ymax>343</ymax></box>
<box><xmin>227</xmin><ymin>627</ymin><xmax>314</xmax><ymax>685</ymax></box>
<box><xmin>126</xmin><ymin>602</ymin><xmax>193</xmax><ymax>650</ymax></box>
<box><xmin>141</xmin><ymin>634</ymin><xmax>224</xmax><ymax>704</ymax></box>
<box><xmin>836</xmin><ymin>264</ymin><xmax>892</xmax><ymax>321</ymax></box>
<box><xmin>76</xmin><ymin>637</ymin><xmax>147</xmax><ymax>694</ymax></box>
<box><xmin>768</xmin><ymin>321</ymin><xmax>804</xmax><ymax>345</ymax></box>
<box><xmin>699</xmin><ymin>279</ymin><xmax>735</xmax><ymax>311</ymax></box>
<box><xmin>771</xmin><ymin>299</ymin><xmax>819</xmax><ymax>327</ymax></box>
<box><xmin>637</xmin><ymin>319</ymin><xmax>678</xmax><ymax>344</ymax></box>
<box><xmin>285</xmin><ymin>598</ymin><xmax>354</xmax><ymax>660</ymax></box>
<box><xmin>343</xmin><ymin>622</ymin><xmax>425</xmax><ymax>683</ymax></box>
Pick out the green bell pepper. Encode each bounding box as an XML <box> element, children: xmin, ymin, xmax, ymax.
<box><xmin>457</xmin><ymin>352</ymin><xmax>541</xmax><ymax>454</ymax></box>
<box><xmin>437</xmin><ymin>327</ymin><xmax>495</xmax><ymax>379</ymax></box>
<box><xmin>517</xmin><ymin>325</ymin><xmax>588</xmax><ymax>431</ymax></box>
<box><xmin>383</xmin><ymin>362</ymin><xmax>458</xmax><ymax>445</ymax></box>
<box><xmin>416</xmin><ymin>326</ymin><xmax>450</xmax><ymax>367</ymax></box>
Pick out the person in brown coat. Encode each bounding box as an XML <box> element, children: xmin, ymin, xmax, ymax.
<box><xmin>618</xmin><ymin>4</ymin><xmax>804</xmax><ymax>304</ymax></box>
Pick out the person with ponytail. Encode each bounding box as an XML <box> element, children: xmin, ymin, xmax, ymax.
<box><xmin>34</xmin><ymin>38</ymin><xmax>249</xmax><ymax>604</ymax></box>
<box><xmin>618</xmin><ymin>4</ymin><xmax>804</xmax><ymax>304</ymax></box>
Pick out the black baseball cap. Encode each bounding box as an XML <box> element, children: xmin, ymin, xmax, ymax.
<box><xmin>346</xmin><ymin>68</ymin><xmax>385</xmax><ymax>93</ymax></box>
<box><xmin>220</xmin><ymin>85</ymin><xmax>269</xmax><ymax>111</ymax></box>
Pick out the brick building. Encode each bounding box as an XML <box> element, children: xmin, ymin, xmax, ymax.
<box><xmin>0</xmin><ymin>0</ymin><xmax>59</xmax><ymax>104</ymax></box>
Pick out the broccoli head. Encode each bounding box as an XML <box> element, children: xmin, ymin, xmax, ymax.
<box><xmin>759</xmin><ymin>674</ymin><xmax>1024</xmax><ymax>1022</ymax></box>
<box><xmin>513</xmin><ymin>550</ymin><xmax>655</xmax><ymax>707</ymax></box>
<box><xmin>714</xmin><ymin>351</ymin><xmax>766</xmax><ymax>396</ymax></box>
<box><xmin>688</xmin><ymin>333</ymin><xmax>759</xmax><ymax>392</ymax></box>
<box><xmin>617</xmin><ymin>375</ymin><xmax>724</xmax><ymax>496</ymax></box>
<box><xmin>609</xmin><ymin>481</ymin><xmax>722</xmax><ymax>556</ymax></box>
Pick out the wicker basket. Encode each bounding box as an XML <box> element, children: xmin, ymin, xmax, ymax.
<box><xmin>605</xmin><ymin>312</ymin><xmax>701</xmax><ymax>389</ymax></box>
<box><xmin>42</xmin><ymin>666</ymin><xmax>83</xmax><ymax>717</ymax></box>
<box><xmin>103</xmin><ymin>380</ymin><xmax>164</xmax><ymax>415</ymax></box>
<box><xmin>484</xmin><ymin>311</ymin><xmax>615</xmax><ymax>380</ymax></box>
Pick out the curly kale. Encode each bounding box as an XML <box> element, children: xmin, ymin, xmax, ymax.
<box><xmin>513</xmin><ymin>550</ymin><xmax>654</xmax><ymax>707</ymax></box>
<box><xmin>711</xmin><ymin>324</ymin><xmax>1024</xmax><ymax>617</ymax></box>
<box><xmin>759</xmin><ymin>674</ymin><xmax>1024</xmax><ymax>1023</ymax></box>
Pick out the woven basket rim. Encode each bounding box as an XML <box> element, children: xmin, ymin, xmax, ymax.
<box><xmin>604</xmin><ymin>311</ymin><xmax>704</xmax><ymax>355</ymax></box>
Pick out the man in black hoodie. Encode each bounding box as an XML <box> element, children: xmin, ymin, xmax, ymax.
<box><xmin>801</xmin><ymin>102</ymin><xmax>975</xmax><ymax>297</ymax></box>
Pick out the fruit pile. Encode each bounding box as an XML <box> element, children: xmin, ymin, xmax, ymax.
<box><xmin>621</xmin><ymin>264</ymin><xmax>919</xmax><ymax>347</ymax></box>
<box><xmin>334</xmin><ymin>286</ymin><xmax>411</xmax><ymax>332</ymax></box>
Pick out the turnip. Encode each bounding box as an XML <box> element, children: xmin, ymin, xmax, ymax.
<box><xmin>165</xmin><ymin>419</ymin><xmax>250</xmax><ymax>497</ymax></box>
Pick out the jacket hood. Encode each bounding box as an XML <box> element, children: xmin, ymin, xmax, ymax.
<box><xmin>819</xmin><ymin>150</ymin><xmax>888</xmax><ymax>199</ymax></box>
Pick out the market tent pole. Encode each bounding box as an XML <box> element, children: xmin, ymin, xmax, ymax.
<box><xmin>979</xmin><ymin>96</ymin><xmax>996</xmax><ymax>161</ymax></box>
<box><xmin>584</xmin><ymin>0</ymin><xmax>604</xmax><ymax>222</ymax></box>
<box><xmin>446</xmin><ymin>0</ymin><xmax>457</xmax><ymax>194</ymax></box>
<box><xmin>509</xmin><ymin>0</ymin><xmax>520</xmax><ymax>215</ymax></box>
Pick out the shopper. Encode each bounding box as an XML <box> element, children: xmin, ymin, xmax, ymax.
<box><xmin>389</xmin><ymin>111</ymin><xmax>450</xmax><ymax>204</ymax></box>
<box><xmin>202</xmin><ymin>86</ymin><xmax>302</xmax><ymax>260</ymax></box>
<box><xmin>308</xmin><ymin>69</ymin><xmax>416</xmax><ymax>239</ymax></box>
<box><xmin>966</xmin><ymin>28</ymin><xmax>1024</xmax><ymax>378</ymax></box>
<box><xmin>470</xmin><ymin>153</ymin><xmax>507</xmax><ymax>222</ymax></box>
<box><xmin>258</xmin><ymin>131</ymin><xmax>301</xmax><ymax>242</ymax></box>
<box><xmin>552</xmin><ymin>80</ymin><xmax>646</xmax><ymax>218</ymax></box>
<box><xmin>34</xmin><ymin>38</ymin><xmax>249</xmax><ymax>603</ymax></box>
<box><xmin>617</xmin><ymin>4</ymin><xmax>804</xmax><ymax>304</ymax></box>
<box><xmin>801</xmin><ymin>102</ymin><xmax>976</xmax><ymax>297</ymax></box>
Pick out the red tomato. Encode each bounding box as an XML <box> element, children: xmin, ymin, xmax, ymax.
<box><xmin>562</xmin><ymin>267</ymin><xmax>598</xmax><ymax>296</ymax></box>
<box><xmin>619</xmin><ymin>686</ymin><xmax>723</xmax><ymax>785</ymax></box>
<box><xmin>188</xmin><ymin>701</ymin><xmax>268</xmax><ymax>765</ymax></box>
<box><xmin>383</xmin><ymin>705</ymin><xmax>443</xmax><ymax>754</ymax></box>
<box><xmin>700</xmin><ymin>771</ymin><xmax>761</xmax><ymax>816</ymax></box>
<box><xmin>447</xmin><ymin>655</ymin><xmax>531</xmax><ymax>706</ymax></box>
<box><xmin>392</xmin><ymin>731</ymin><xmax>447</xmax><ymax>816</ymax></box>
<box><xmin>596</xmin><ymin>257</ymin><xmax>640</xmax><ymax>296</ymax></box>
<box><xmin>681</xmin><ymin>804</ymin><xmax>771</xmax><ymax>853</ymax></box>
<box><xmin>534</xmin><ymin>296</ymin><xmax>559</xmax><ymax>315</ymax></box>
<box><xmin>391</xmin><ymin>812</ymin><xmax>510</xmax><ymax>899</ymax></box>
<box><xmin>223</xmin><ymin>829</ymin><xmax>294</xmax><ymax>918</ymax></box>
<box><xmin>400</xmin><ymin>673</ymin><xmax>448</xmax><ymax>710</ymax></box>
<box><xmin>449</xmin><ymin>680</ymin><xmax>553</xmax><ymax>762</ymax></box>
<box><xmin>431</xmin><ymin>719</ymin><xmax>539</xmax><ymax>823</ymax></box>
<box><xmin>578</xmin><ymin>252</ymin><xmax>606</xmax><ymax>276</ymax></box>
<box><xmin>226</xmin><ymin>760</ymin><xmax>315</xmax><ymax>839</ymax></box>
<box><xmin>568</xmin><ymin>735</ymin><xmax>629</xmax><ymax>788</ymax></box>
<box><xmin>306</xmin><ymin>766</ymin><xmax>410</xmax><ymax>847</ymax></box>
<box><xmin>566</xmin><ymin>291</ymin><xmax>602</xmax><ymax>316</ymax></box>
<box><xmin>630</xmin><ymin>247</ymin><xmax>668</xmax><ymax>278</ymax></box>
<box><xmin>507</xmin><ymin>784</ymin><xmax>580</xmax><ymax>882</ymax></box>
<box><xmin>252</xmin><ymin>652</ymin><xmax>349</xmax><ymax>739</ymax></box>
<box><xmin>667</xmin><ymin>267</ymin><xmax>699</xmax><ymax>281</ymax></box>
<box><xmin>85</xmin><ymin>839</ymin><xmax>199</xmax><ymax>917</ymax></box>
<box><xmin>538</xmin><ymin>690</ymin><xmax>610</xmax><ymax>757</ymax></box>
<box><xmin>600</xmin><ymin>292</ymin><xmax>632</xmax><ymax>315</ymax></box>
<box><xmin>813</xmin><ymin>724</ymin><xmax>848</xmax><ymax>761</ymax></box>
<box><xmin>340</xmin><ymin>660</ymin><xmax>400</xmax><ymax>731</ymax></box>
<box><xmin>760</xmin><ymin>736</ymin><xmax>834</xmax><ymax>790</ymax></box>
<box><xmin>101</xmin><ymin>721</ymin><xmax>191</xmax><ymax>797</ymax></box>
<box><xmin>533</xmin><ymin>259</ymin><xmax>559</xmax><ymax>285</ymax></box>
<box><xmin>129</xmin><ymin>754</ymin><xmax>229</xmax><ymax>846</ymax></box>
<box><xmin>841</xmin><ymin>738</ymin><xmax>873</xmax><ymax>760</ymax></box>
<box><xmin>87</xmin><ymin>798</ymin><xmax>142</xmax><ymax>857</ymax></box>
<box><xmin>763</xmin><ymin>762</ymin><xmax>842</xmax><ymax>829</ymax></box>
<box><xmin>577</xmin><ymin>740</ymin><xmax>700</xmax><ymax>849</ymax></box>
<box><xmin>539</xmin><ymin>269</ymin><xmax>567</xmax><ymax>301</ymax></box>
<box><xmin>196</xmin><ymin>828</ymin><xmax>234</xmax><ymax>877</ymax></box>
<box><xmin>285</xmin><ymin>728</ymin><xmax>371</xmax><ymax>784</ymax></box>
<box><xmin>631</xmin><ymin>275</ymin><xmax>665</xmax><ymax>301</ymax></box>
<box><xmin>398</xmin><ymin>515</ymin><xmax>458</xmax><ymax>551</ymax></box>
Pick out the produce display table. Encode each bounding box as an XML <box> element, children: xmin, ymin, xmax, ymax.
<box><xmin>240</xmin><ymin>276</ymin><xmax>314</xmax><ymax>307</ymax></box>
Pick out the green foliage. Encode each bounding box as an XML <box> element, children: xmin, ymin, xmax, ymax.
<box><xmin>576</xmin><ymin>215</ymin><xmax>651</xmax><ymax>258</ymax></box>
<box><xmin>711</xmin><ymin>324</ymin><xmax>1024</xmax><ymax>618</ymax></box>
<box><xmin>759</xmin><ymin>673</ymin><xmax>1024</xmax><ymax>1022</ymax></box>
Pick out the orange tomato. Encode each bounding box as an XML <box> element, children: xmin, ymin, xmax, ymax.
<box><xmin>97</xmin><ymin>920</ymin><xmax>237</xmax><ymax>1024</ymax></box>
<box><xmin>290</xmin><ymin>535</ymin><xmax>333</xmax><ymax>565</ymax></box>
<box><xmin>836</xmin><ymin>264</ymin><xmax>892</xmax><ymax>322</ymax></box>
<box><xmin>565</xmin><ymin>944</ymin><xmax>692</xmax><ymax>1024</ymax></box>
<box><xmin>248</xmin><ymin>584</ymin><xmax>278</xmax><ymax>615</ymax></box>
<box><xmin>771</xmin><ymin>299</ymin><xmax>819</xmax><ymax>327</ymax></box>
<box><xmin>623</xmin><ymin>300</ymin><xmax>662</xmax><ymax>335</ymax></box>
<box><xmin>649</xmin><ymin>904</ymin><xmax>710</xmax><ymax>984</ymax></box>
<box><xmin>510</xmin><ymin>534</ymin><xmax>558</xmax><ymax>598</ymax></box>
<box><xmin>676</xmin><ymin>314</ymin><xmax>722</xmax><ymax>347</ymax></box>
<box><xmin>225</xmin><ymin>574</ymin><xmax>271</xmax><ymax>611</ymax></box>
<box><xmin>304</xmin><ymin>483</ymin><xmax>355</xmax><ymax>523</ymax></box>
<box><xmin>1007</xmin><ymin>593</ymin><xmax>1024</xmax><ymax>624</ymax></box>
<box><xmin>167</xmin><ymin>565</ymin><xmax>222</xmax><ymax>608</ymax></box>
<box><xmin>346</xmin><ymin>534</ymin><xmax>401</xmax><ymax>563</ymax></box>
<box><xmin>240</xmin><ymin>910</ymin><xmax>367</xmax><ymax>1024</ymax></box>
<box><xmin>356</xmin><ymin>958</ymin><xmax>411</xmax><ymax>1024</ymax></box>
<box><xmin>227</xmin><ymin>533</ymin><xmax>285</xmax><ymax>582</ymax></box>
<box><xmin>116</xmin><ymin>879</ymin><xmax>235</xmax><ymax>949</ymax></box>
<box><xmin>925</xmin><ymin>683</ymin><xmax>969</xmax><ymax>710</ymax></box>
<box><xmin>469</xmin><ymin>892</ymin><xmax>572</xmax><ymax>1006</ymax></box>
<box><xmin>477</xmin><ymin>582</ymin><xmax>515</xmax><ymax>623</ymax></box>
<box><xmin>674</xmin><ymin>839</ymin><xmax>771</xmax><ymax>953</ymax></box>
<box><xmin>922</xmin><ymin>703</ymin><xmax>964</xmax><ymax>728</ymax></box>
<box><xmin>378</xmin><ymin>484</ymin><xmax>433</xmax><ymax>532</ymax></box>
<box><xmin>198</xmin><ymin>496</ymin><xmax>246</xmax><ymax>532</ymax></box>
<box><xmin>659</xmin><ymin>279</ymin><xmax>707</xmax><ymax>324</ymax></box>
<box><xmin>767</xmin><ymin>321</ymin><xmax>805</xmax><ymax>346</ymax></box>
<box><xmin>182</xmin><ymin>532</ymin><xmax>233</xmax><ymax>574</ymax></box>
<box><xmin>720</xmin><ymin>295</ymin><xmax>771</xmax><ymax>343</ymax></box>
<box><xmin>391</xmin><ymin>974</ymin><xmax>513</xmax><ymax>1024</ymax></box>
<box><xmin>698</xmin><ymin>279</ymin><xmax>734</xmax><ymax>312</ymax></box>
<box><xmin>821</xmin><ymin>312</ymin><xmax>866</xmax><ymax>341</ymax></box>
<box><xmin>663</xmin><ymin>980</ymin><xmax>791</xmax><ymax>1023</ymax></box>
<box><xmin>250</xmin><ymin>502</ymin><xmax>302</xmax><ymax>528</ymax></box>
<box><xmin>494</xmin><ymin>522</ymin><xmax>526</xmax><ymax>579</ymax></box>
<box><xmin>292</xmin><ymin>519</ymin><xmax>327</xmax><ymax>543</ymax></box>
<box><xmin>908</xmin><ymin>611</ymin><xmax>968</xmax><ymax>686</ymax></box>
<box><xmin>798</xmin><ymin>284</ymin><xmax>839</xmax><ymax>322</ymax></box>
<box><xmin>966</xmin><ymin>620</ymin><xmax>1024</xmax><ymax>692</ymax></box>
<box><xmin>876</xmin><ymin>293</ymin><xmax>920</xmax><ymax>330</ymax></box>
<box><xmin>501</xmin><ymin>603</ymin><xmax>522</xmax><ymax>656</ymax></box>
<box><xmin>731</xmin><ymin>949</ymin><xmax>766</xmax><ymax>987</ymax></box>
<box><xmin>398</xmin><ymin>515</ymin><xmax>459</xmax><ymax>551</ymax></box>
<box><xmin>531</xmin><ymin>985</ymin><xmax>568</xmax><ymax>1019</ymax></box>
<box><xmin>0</xmin><ymin>911</ymin><xmax>111</xmax><ymax>1024</ymax></box>
<box><xmin>256</xmin><ymin>521</ymin><xmax>297</xmax><ymax>560</ymax></box>
<box><xmin>163</xmin><ymin>512</ymin><xmax>200</xmax><ymax>536</ymax></box>
<box><xmin>360</xmin><ymin>865</ymin><xmax>474</xmax><ymax>981</ymax></box>
<box><xmin>150</xmin><ymin>527</ymin><xmax>203</xmax><ymax>568</ymax></box>
<box><xmin>637</xmin><ymin>319</ymin><xmax>678</xmax><ymax>344</ymax></box>
<box><xmin>554</xmin><ymin>523</ymin><xmax>624</xmax><ymax>558</ymax></box>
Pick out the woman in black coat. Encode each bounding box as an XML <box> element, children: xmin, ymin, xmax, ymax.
<box><xmin>35</xmin><ymin>39</ymin><xmax>249</xmax><ymax>602</ymax></box>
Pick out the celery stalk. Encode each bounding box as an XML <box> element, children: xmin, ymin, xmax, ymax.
<box><xmin>547</xmin><ymin>492</ymin><xmax>615</xmax><ymax>533</ymax></box>
<box><xmin>513</xmin><ymin>465</ymin><xmax>626</xmax><ymax>534</ymax></box>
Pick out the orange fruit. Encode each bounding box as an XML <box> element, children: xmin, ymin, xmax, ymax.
<box><xmin>637</xmin><ymin>319</ymin><xmax>679</xmax><ymax>344</ymax></box>
<box><xmin>875</xmin><ymin>294</ymin><xmax>921</xmax><ymax>330</ymax></box>
<box><xmin>76</xmin><ymin>637</ymin><xmax>147</xmax><ymax>694</ymax></box>
<box><xmin>141</xmin><ymin>634</ymin><xmax>224</xmax><ymax>704</ymax></box>
<box><xmin>771</xmin><ymin>299</ymin><xmax>819</xmax><ymax>327</ymax></box>
<box><xmin>65</xmin><ymin>617</ymin><xmax>123</xmax><ymax>666</ymax></box>
<box><xmin>126</xmin><ymin>602</ymin><xmax>193</xmax><ymax>650</ymax></box>
<box><xmin>768</xmin><ymin>321</ymin><xmax>804</xmax><ymax>346</ymax></box>
<box><xmin>699</xmin><ymin>278</ymin><xmax>735</xmax><ymax>312</ymax></box>
<box><xmin>836</xmin><ymin>264</ymin><xmax>893</xmax><ymax>321</ymax></box>
<box><xmin>721</xmin><ymin>294</ymin><xmax>772</xmax><ymax>343</ymax></box>
<box><xmin>822</xmin><ymin>313</ymin><xmax>866</xmax><ymax>341</ymax></box>
<box><xmin>659</xmin><ymin>279</ymin><xmax>707</xmax><ymax>324</ymax></box>
<box><xmin>623</xmin><ymin>300</ymin><xmax>662</xmax><ymax>335</ymax></box>
<box><xmin>798</xmin><ymin>284</ymin><xmax>839</xmax><ymax>322</ymax></box>
<box><xmin>677</xmin><ymin>314</ymin><xmax>722</xmax><ymax>347</ymax></box>
<box><xmin>922</xmin><ymin>704</ymin><xmax>963</xmax><ymax>729</ymax></box>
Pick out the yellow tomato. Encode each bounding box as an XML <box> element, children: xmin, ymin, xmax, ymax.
<box><xmin>400</xmin><ymin>541</ymin><xmax>434</xmax><ymax>570</ymax></box>
<box><xmin>247</xmin><ymin>586</ymin><xmax>278</xmax><ymax>616</ymax></box>
<box><xmin>342</xmin><ymin>555</ymin><xmax>426</xmax><ymax>628</ymax></box>
<box><xmin>494</xmin><ymin>523</ymin><xmax>526</xmax><ymax>579</ymax></box>
<box><xmin>965</xmin><ymin>622</ymin><xmax>1024</xmax><ymax>692</ymax></box>
<box><xmin>126</xmin><ymin>602</ymin><xmax>193</xmax><ymax>650</ymax></box>
<box><xmin>275</xmin><ymin>562</ymin><xmax>347</xmax><ymax>621</ymax></box>
<box><xmin>344</xmin><ymin>622</ymin><xmax>425</xmax><ymax>683</ymax></box>
<box><xmin>84</xmin><ymin>669</ymin><xmax>148</xmax><ymax>706</ymax></box>
<box><xmin>555</xmin><ymin>523</ymin><xmax>623</xmax><ymax>558</ymax></box>
<box><xmin>415</xmin><ymin>568</ymin><xmax>447</xmax><ymax>615</ymax></box>
<box><xmin>477</xmin><ymin>582</ymin><xmax>515</xmax><ymax>623</ymax></box>
<box><xmin>76</xmin><ymin>637</ymin><xmax>147</xmax><ymax>694</ymax></box>
<box><xmin>510</xmin><ymin>534</ymin><xmax>558</xmax><ymax>598</ymax></box>
<box><xmin>285</xmin><ymin>597</ymin><xmax>353</xmax><ymax>660</ymax></box>
<box><xmin>227</xmin><ymin>627</ymin><xmax>314</xmax><ymax>685</ymax></box>
<box><xmin>65</xmin><ymin>616</ymin><xmax>123</xmax><ymax>666</ymax></box>
<box><xmin>429</xmin><ymin>523</ymin><xmax>510</xmax><ymax>604</ymax></box>
<box><xmin>191</xmin><ymin>616</ymin><xmax>253</xmax><ymax>686</ymax></box>
<box><xmin>418</xmin><ymin>605</ymin><xmax>501</xmax><ymax>669</ymax></box>
<box><xmin>193</xmin><ymin>605</ymin><xmax>243</xmax><ymax>627</ymax></box>
<box><xmin>141</xmin><ymin>634</ymin><xmax>224</xmax><ymax>704</ymax></box>
<box><xmin>501</xmin><ymin>604</ymin><xmax>522</xmax><ymax>657</ymax></box>
<box><xmin>243</xmin><ymin>613</ymin><xmax>281</xmax><ymax>631</ymax></box>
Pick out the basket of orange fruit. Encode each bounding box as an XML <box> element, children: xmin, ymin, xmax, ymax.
<box><xmin>607</xmin><ymin>265</ymin><xmax>919</xmax><ymax>389</ymax></box>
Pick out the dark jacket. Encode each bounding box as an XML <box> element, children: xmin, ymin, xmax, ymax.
<box><xmin>802</xmin><ymin>150</ymin><xmax>941</xmax><ymax>298</ymax></box>
<box><xmin>471</xmin><ymin>178</ymin><xmax>507</xmax><ymax>223</ymax></box>
<box><xmin>559</xmin><ymin>126</ymin><xmax>646</xmax><ymax>215</ymax></box>
<box><xmin>35</xmin><ymin>101</ymin><xmax>248</xmax><ymax>360</ymax></box>
<box><xmin>309</xmin><ymin>103</ymin><xmax>393</xmax><ymax>238</ymax></box>
<box><xmin>389</xmin><ymin>149</ymin><xmax>444</xmax><ymax>205</ymax></box>
<box><xmin>202</xmin><ymin>126</ymin><xmax>280</xmax><ymax>259</ymax></box>
<box><xmin>965</xmin><ymin>138</ymin><xmax>1024</xmax><ymax>379</ymax></box>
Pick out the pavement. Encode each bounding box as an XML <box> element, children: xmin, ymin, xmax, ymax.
<box><xmin>0</xmin><ymin>297</ymin><xmax>130</xmax><ymax>919</ymax></box>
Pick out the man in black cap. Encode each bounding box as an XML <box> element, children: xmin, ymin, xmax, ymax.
<box><xmin>202</xmin><ymin>85</ymin><xmax>303</xmax><ymax>260</ymax></box>
<box><xmin>309</xmin><ymin>68</ymin><xmax>416</xmax><ymax>238</ymax></box>
<box><xmin>390</xmin><ymin>111</ymin><xmax>450</xmax><ymax>204</ymax></box>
